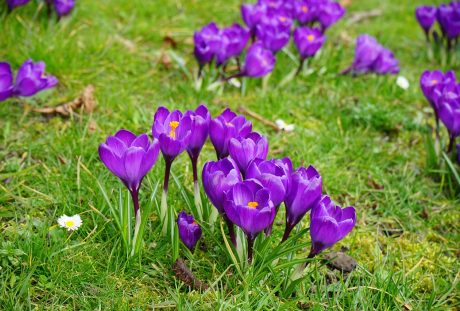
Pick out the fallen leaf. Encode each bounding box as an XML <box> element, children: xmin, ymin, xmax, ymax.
<box><xmin>346</xmin><ymin>9</ymin><xmax>382</xmax><ymax>25</ymax></box>
<box><xmin>88</xmin><ymin>119</ymin><xmax>97</xmax><ymax>133</ymax></box>
<box><xmin>367</xmin><ymin>175</ymin><xmax>384</xmax><ymax>190</ymax></box>
<box><xmin>324</xmin><ymin>252</ymin><xmax>357</xmax><ymax>273</ymax></box>
<box><xmin>163</xmin><ymin>35</ymin><xmax>178</xmax><ymax>49</ymax></box>
<box><xmin>158</xmin><ymin>52</ymin><xmax>172</xmax><ymax>69</ymax></box>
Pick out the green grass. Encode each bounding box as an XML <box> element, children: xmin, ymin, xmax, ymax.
<box><xmin>1</xmin><ymin>0</ymin><xmax>459</xmax><ymax>309</ymax></box>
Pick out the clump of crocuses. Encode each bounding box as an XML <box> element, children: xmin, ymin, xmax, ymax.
<box><xmin>193</xmin><ymin>0</ymin><xmax>345</xmax><ymax>82</ymax></box>
<box><xmin>0</xmin><ymin>60</ymin><xmax>58</xmax><ymax>102</ymax></box>
<box><xmin>6</xmin><ymin>0</ymin><xmax>76</xmax><ymax>18</ymax></box>
<box><xmin>415</xmin><ymin>2</ymin><xmax>460</xmax><ymax>50</ymax></box>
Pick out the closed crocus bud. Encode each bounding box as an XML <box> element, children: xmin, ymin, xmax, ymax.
<box><xmin>6</xmin><ymin>0</ymin><xmax>30</xmax><ymax>10</ymax></box>
<box><xmin>241</xmin><ymin>3</ymin><xmax>267</xmax><ymax>34</ymax></box>
<box><xmin>184</xmin><ymin>104</ymin><xmax>211</xmax><ymax>161</ymax></box>
<box><xmin>0</xmin><ymin>62</ymin><xmax>14</xmax><ymax>102</ymax></box>
<box><xmin>216</xmin><ymin>24</ymin><xmax>250</xmax><ymax>67</ymax></box>
<box><xmin>193</xmin><ymin>22</ymin><xmax>221</xmax><ymax>66</ymax></box>
<box><xmin>283</xmin><ymin>165</ymin><xmax>322</xmax><ymax>241</ymax></box>
<box><xmin>437</xmin><ymin>3</ymin><xmax>460</xmax><ymax>40</ymax></box>
<box><xmin>309</xmin><ymin>195</ymin><xmax>356</xmax><ymax>256</ymax></box>
<box><xmin>98</xmin><ymin>129</ymin><xmax>160</xmax><ymax>194</ymax></box>
<box><xmin>152</xmin><ymin>107</ymin><xmax>192</xmax><ymax>161</ymax></box>
<box><xmin>202</xmin><ymin>158</ymin><xmax>242</xmax><ymax>214</ymax></box>
<box><xmin>317</xmin><ymin>1</ymin><xmax>345</xmax><ymax>31</ymax></box>
<box><xmin>372</xmin><ymin>48</ymin><xmax>399</xmax><ymax>75</ymax></box>
<box><xmin>209</xmin><ymin>108</ymin><xmax>252</xmax><ymax>159</ymax></box>
<box><xmin>350</xmin><ymin>35</ymin><xmax>383</xmax><ymax>74</ymax></box>
<box><xmin>415</xmin><ymin>6</ymin><xmax>437</xmax><ymax>35</ymax></box>
<box><xmin>177</xmin><ymin>211</ymin><xmax>202</xmax><ymax>251</ymax></box>
<box><xmin>293</xmin><ymin>27</ymin><xmax>325</xmax><ymax>60</ymax></box>
<box><xmin>242</xmin><ymin>42</ymin><xmax>276</xmax><ymax>78</ymax></box>
<box><xmin>255</xmin><ymin>14</ymin><xmax>292</xmax><ymax>53</ymax></box>
<box><xmin>229</xmin><ymin>132</ymin><xmax>269</xmax><ymax>176</ymax></box>
<box><xmin>13</xmin><ymin>60</ymin><xmax>58</xmax><ymax>97</ymax></box>
<box><xmin>54</xmin><ymin>0</ymin><xmax>75</xmax><ymax>17</ymax></box>
<box><xmin>224</xmin><ymin>179</ymin><xmax>276</xmax><ymax>238</ymax></box>
<box><xmin>295</xmin><ymin>0</ymin><xmax>318</xmax><ymax>25</ymax></box>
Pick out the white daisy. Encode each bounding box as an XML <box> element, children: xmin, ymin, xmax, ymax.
<box><xmin>275</xmin><ymin>119</ymin><xmax>295</xmax><ymax>132</ymax></box>
<box><xmin>57</xmin><ymin>214</ymin><xmax>82</xmax><ymax>231</ymax></box>
<box><xmin>396</xmin><ymin>76</ymin><xmax>409</xmax><ymax>90</ymax></box>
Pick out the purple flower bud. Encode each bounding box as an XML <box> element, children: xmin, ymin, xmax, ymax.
<box><xmin>293</xmin><ymin>27</ymin><xmax>325</xmax><ymax>60</ymax></box>
<box><xmin>98</xmin><ymin>129</ymin><xmax>160</xmax><ymax>193</ymax></box>
<box><xmin>223</xmin><ymin>179</ymin><xmax>276</xmax><ymax>237</ymax></box>
<box><xmin>177</xmin><ymin>211</ymin><xmax>202</xmax><ymax>251</ymax></box>
<box><xmin>283</xmin><ymin>166</ymin><xmax>322</xmax><ymax>240</ymax></box>
<box><xmin>242</xmin><ymin>42</ymin><xmax>276</xmax><ymax>78</ymax></box>
<box><xmin>54</xmin><ymin>0</ymin><xmax>75</xmax><ymax>17</ymax></box>
<box><xmin>437</xmin><ymin>3</ymin><xmax>460</xmax><ymax>39</ymax></box>
<box><xmin>6</xmin><ymin>0</ymin><xmax>30</xmax><ymax>10</ymax></box>
<box><xmin>371</xmin><ymin>48</ymin><xmax>399</xmax><ymax>75</ymax></box>
<box><xmin>202</xmin><ymin>158</ymin><xmax>242</xmax><ymax>214</ymax></box>
<box><xmin>0</xmin><ymin>62</ymin><xmax>14</xmax><ymax>102</ymax></box>
<box><xmin>246</xmin><ymin>157</ymin><xmax>292</xmax><ymax>207</ymax></box>
<box><xmin>152</xmin><ymin>107</ymin><xmax>192</xmax><ymax>161</ymax></box>
<box><xmin>184</xmin><ymin>104</ymin><xmax>210</xmax><ymax>160</ymax></box>
<box><xmin>241</xmin><ymin>3</ymin><xmax>267</xmax><ymax>33</ymax></box>
<box><xmin>415</xmin><ymin>6</ymin><xmax>437</xmax><ymax>34</ymax></box>
<box><xmin>229</xmin><ymin>132</ymin><xmax>269</xmax><ymax>176</ymax></box>
<box><xmin>255</xmin><ymin>14</ymin><xmax>292</xmax><ymax>53</ymax></box>
<box><xmin>295</xmin><ymin>0</ymin><xmax>318</xmax><ymax>25</ymax></box>
<box><xmin>317</xmin><ymin>1</ymin><xmax>345</xmax><ymax>31</ymax></box>
<box><xmin>13</xmin><ymin>59</ymin><xmax>58</xmax><ymax>97</ymax></box>
<box><xmin>310</xmin><ymin>195</ymin><xmax>356</xmax><ymax>255</ymax></box>
<box><xmin>216</xmin><ymin>24</ymin><xmax>250</xmax><ymax>66</ymax></box>
<box><xmin>209</xmin><ymin>108</ymin><xmax>252</xmax><ymax>159</ymax></box>
<box><xmin>193</xmin><ymin>22</ymin><xmax>222</xmax><ymax>66</ymax></box>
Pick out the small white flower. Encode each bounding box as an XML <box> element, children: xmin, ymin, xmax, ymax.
<box><xmin>275</xmin><ymin>119</ymin><xmax>295</xmax><ymax>132</ymax></box>
<box><xmin>58</xmin><ymin>214</ymin><xmax>82</xmax><ymax>231</ymax></box>
<box><xmin>396</xmin><ymin>76</ymin><xmax>409</xmax><ymax>90</ymax></box>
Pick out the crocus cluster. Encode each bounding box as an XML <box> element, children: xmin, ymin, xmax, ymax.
<box><xmin>0</xmin><ymin>59</ymin><xmax>58</xmax><ymax>102</ymax></box>
<box><xmin>342</xmin><ymin>34</ymin><xmax>400</xmax><ymax>76</ymax></box>
<box><xmin>415</xmin><ymin>2</ymin><xmax>460</xmax><ymax>48</ymax></box>
<box><xmin>6</xmin><ymin>0</ymin><xmax>75</xmax><ymax>18</ymax></box>
<box><xmin>420</xmin><ymin>70</ymin><xmax>460</xmax><ymax>152</ymax></box>
<box><xmin>193</xmin><ymin>0</ymin><xmax>345</xmax><ymax>80</ymax></box>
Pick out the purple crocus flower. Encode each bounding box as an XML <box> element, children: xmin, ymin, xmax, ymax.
<box><xmin>282</xmin><ymin>165</ymin><xmax>322</xmax><ymax>242</ymax></box>
<box><xmin>194</xmin><ymin>22</ymin><xmax>221</xmax><ymax>66</ymax></box>
<box><xmin>98</xmin><ymin>129</ymin><xmax>160</xmax><ymax>215</ymax></box>
<box><xmin>177</xmin><ymin>211</ymin><xmax>202</xmax><ymax>251</ymax></box>
<box><xmin>229</xmin><ymin>132</ymin><xmax>269</xmax><ymax>176</ymax></box>
<box><xmin>437</xmin><ymin>3</ymin><xmax>460</xmax><ymax>40</ymax></box>
<box><xmin>372</xmin><ymin>48</ymin><xmax>400</xmax><ymax>75</ymax></box>
<box><xmin>348</xmin><ymin>35</ymin><xmax>383</xmax><ymax>74</ymax></box>
<box><xmin>202</xmin><ymin>158</ymin><xmax>242</xmax><ymax>245</ymax></box>
<box><xmin>317</xmin><ymin>1</ymin><xmax>345</xmax><ymax>31</ymax></box>
<box><xmin>415</xmin><ymin>6</ymin><xmax>437</xmax><ymax>37</ymax></box>
<box><xmin>295</xmin><ymin>0</ymin><xmax>318</xmax><ymax>25</ymax></box>
<box><xmin>184</xmin><ymin>104</ymin><xmax>210</xmax><ymax>163</ymax></box>
<box><xmin>309</xmin><ymin>195</ymin><xmax>356</xmax><ymax>256</ymax></box>
<box><xmin>241</xmin><ymin>3</ymin><xmax>267</xmax><ymax>34</ymax></box>
<box><xmin>13</xmin><ymin>60</ymin><xmax>58</xmax><ymax>97</ymax></box>
<box><xmin>0</xmin><ymin>62</ymin><xmax>14</xmax><ymax>102</ymax></box>
<box><xmin>6</xmin><ymin>0</ymin><xmax>30</xmax><ymax>10</ymax></box>
<box><xmin>209</xmin><ymin>108</ymin><xmax>252</xmax><ymax>159</ymax></box>
<box><xmin>293</xmin><ymin>27</ymin><xmax>325</xmax><ymax>60</ymax></box>
<box><xmin>242</xmin><ymin>42</ymin><xmax>276</xmax><ymax>78</ymax></box>
<box><xmin>216</xmin><ymin>24</ymin><xmax>250</xmax><ymax>66</ymax></box>
<box><xmin>53</xmin><ymin>0</ymin><xmax>75</xmax><ymax>17</ymax></box>
<box><xmin>420</xmin><ymin>70</ymin><xmax>456</xmax><ymax>107</ymax></box>
<box><xmin>437</xmin><ymin>92</ymin><xmax>460</xmax><ymax>151</ymax></box>
<box><xmin>224</xmin><ymin>179</ymin><xmax>276</xmax><ymax>262</ymax></box>
<box><xmin>255</xmin><ymin>14</ymin><xmax>292</xmax><ymax>53</ymax></box>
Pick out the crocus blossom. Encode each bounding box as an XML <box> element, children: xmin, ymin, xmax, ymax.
<box><xmin>53</xmin><ymin>0</ymin><xmax>75</xmax><ymax>17</ymax></box>
<box><xmin>194</xmin><ymin>22</ymin><xmax>222</xmax><ymax>66</ymax></box>
<box><xmin>317</xmin><ymin>1</ymin><xmax>345</xmax><ymax>31</ymax></box>
<box><xmin>295</xmin><ymin>0</ymin><xmax>318</xmax><ymax>25</ymax></box>
<box><xmin>293</xmin><ymin>27</ymin><xmax>325</xmax><ymax>60</ymax></box>
<box><xmin>415</xmin><ymin>6</ymin><xmax>437</xmax><ymax>36</ymax></box>
<box><xmin>6</xmin><ymin>0</ymin><xmax>30</xmax><ymax>10</ymax></box>
<box><xmin>255</xmin><ymin>14</ymin><xmax>292</xmax><ymax>53</ymax></box>
<box><xmin>0</xmin><ymin>62</ymin><xmax>14</xmax><ymax>102</ymax></box>
<box><xmin>228</xmin><ymin>132</ymin><xmax>269</xmax><ymax>176</ymax></box>
<box><xmin>437</xmin><ymin>3</ymin><xmax>460</xmax><ymax>40</ymax></box>
<box><xmin>177</xmin><ymin>211</ymin><xmax>202</xmax><ymax>251</ymax></box>
<box><xmin>242</xmin><ymin>42</ymin><xmax>276</xmax><ymax>78</ymax></box>
<box><xmin>420</xmin><ymin>70</ymin><xmax>456</xmax><ymax>107</ymax></box>
<box><xmin>309</xmin><ymin>195</ymin><xmax>356</xmax><ymax>256</ymax></box>
<box><xmin>185</xmin><ymin>104</ymin><xmax>211</xmax><ymax>162</ymax></box>
<box><xmin>216</xmin><ymin>24</ymin><xmax>250</xmax><ymax>66</ymax></box>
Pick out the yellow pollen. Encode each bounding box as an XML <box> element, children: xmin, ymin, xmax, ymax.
<box><xmin>302</xmin><ymin>5</ymin><xmax>308</xmax><ymax>13</ymax></box>
<box><xmin>192</xmin><ymin>221</ymin><xmax>197</xmax><ymax>225</ymax></box>
<box><xmin>307</xmin><ymin>34</ymin><xmax>315</xmax><ymax>42</ymax></box>
<box><xmin>279</xmin><ymin>16</ymin><xmax>287</xmax><ymax>22</ymax></box>
<box><xmin>431</xmin><ymin>79</ymin><xmax>438</xmax><ymax>85</ymax></box>
<box><xmin>169</xmin><ymin>121</ymin><xmax>179</xmax><ymax>138</ymax></box>
<box><xmin>65</xmin><ymin>220</ymin><xmax>75</xmax><ymax>227</ymax></box>
<box><xmin>248</xmin><ymin>201</ymin><xmax>259</xmax><ymax>208</ymax></box>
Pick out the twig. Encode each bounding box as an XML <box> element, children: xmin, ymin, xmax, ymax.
<box><xmin>172</xmin><ymin>258</ymin><xmax>209</xmax><ymax>291</ymax></box>
<box><xmin>346</xmin><ymin>9</ymin><xmax>382</xmax><ymax>25</ymax></box>
<box><xmin>237</xmin><ymin>106</ymin><xmax>280</xmax><ymax>132</ymax></box>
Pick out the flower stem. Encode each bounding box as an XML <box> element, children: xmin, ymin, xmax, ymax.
<box><xmin>447</xmin><ymin>134</ymin><xmax>455</xmax><ymax>154</ymax></box>
<box><xmin>224</xmin><ymin>214</ymin><xmax>236</xmax><ymax>247</ymax></box>
<box><xmin>225</xmin><ymin>72</ymin><xmax>245</xmax><ymax>82</ymax></box>
<box><xmin>295</xmin><ymin>58</ymin><xmax>305</xmax><ymax>76</ymax></box>
<box><xmin>130</xmin><ymin>189</ymin><xmax>140</xmax><ymax>223</ymax></box>
<box><xmin>161</xmin><ymin>157</ymin><xmax>173</xmax><ymax>235</ymax></box>
<box><xmin>191</xmin><ymin>154</ymin><xmax>203</xmax><ymax>221</ymax></box>
<box><xmin>281</xmin><ymin>223</ymin><xmax>293</xmax><ymax>243</ymax></box>
<box><xmin>247</xmin><ymin>234</ymin><xmax>255</xmax><ymax>264</ymax></box>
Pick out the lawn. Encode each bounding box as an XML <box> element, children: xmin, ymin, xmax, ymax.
<box><xmin>0</xmin><ymin>0</ymin><xmax>459</xmax><ymax>309</ymax></box>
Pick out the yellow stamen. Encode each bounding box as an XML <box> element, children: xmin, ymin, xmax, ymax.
<box><xmin>279</xmin><ymin>16</ymin><xmax>287</xmax><ymax>23</ymax></box>
<box><xmin>307</xmin><ymin>34</ymin><xmax>315</xmax><ymax>42</ymax></box>
<box><xmin>248</xmin><ymin>201</ymin><xmax>259</xmax><ymax>209</ymax></box>
<box><xmin>431</xmin><ymin>79</ymin><xmax>438</xmax><ymax>85</ymax></box>
<box><xmin>169</xmin><ymin>121</ymin><xmax>179</xmax><ymax>139</ymax></box>
<box><xmin>65</xmin><ymin>220</ymin><xmax>75</xmax><ymax>228</ymax></box>
<box><xmin>302</xmin><ymin>5</ymin><xmax>308</xmax><ymax>13</ymax></box>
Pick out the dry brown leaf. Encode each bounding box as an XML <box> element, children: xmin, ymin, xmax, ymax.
<box><xmin>163</xmin><ymin>35</ymin><xmax>178</xmax><ymax>49</ymax></box>
<box><xmin>237</xmin><ymin>106</ymin><xmax>280</xmax><ymax>132</ymax></box>
<box><xmin>158</xmin><ymin>52</ymin><xmax>172</xmax><ymax>69</ymax></box>
<box><xmin>340</xmin><ymin>0</ymin><xmax>352</xmax><ymax>7</ymax></box>
<box><xmin>346</xmin><ymin>9</ymin><xmax>382</xmax><ymax>25</ymax></box>
<box><xmin>88</xmin><ymin>119</ymin><xmax>98</xmax><ymax>133</ymax></box>
<box><xmin>34</xmin><ymin>85</ymin><xmax>96</xmax><ymax>117</ymax></box>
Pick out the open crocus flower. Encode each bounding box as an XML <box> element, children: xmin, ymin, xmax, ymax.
<box><xmin>283</xmin><ymin>165</ymin><xmax>322</xmax><ymax>242</ymax></box>
<box><xmin>194</xmin><ymin>22</ymin><xmax>222</xmax><ymax>68</ymax></box>
<box><xmin>255</xmin><ymin>14</ymin><xmax>292</xmax><ymax>53</ymax></box>
<box><xmin>295</xmin><ymin>0</ymin><xmax>318</xmax><ymax>25</ymax></box>
<box><xmin>98</xmin><ymin>129</ymin><xmax>160</xmax><ymax>215</ymax></box>
<box><xmin>202</xmin><ymin>158</ymin><xmax>242</xmax><ymax>245</ymax></box>
<box><xmin>293</xmin><ymin>27</ymin><xmax>325</xmax><ymax>60</ymax></box>
<box><xmin>6</xmin><ymin>0</ymin><xmax>30</xmax><ymax>10</ymax></box>
<box><xmin>53</xmin><ymin>0</ymin><xmax>75</xmax><ymax>17</ymax></box>
<box><xmin>242</xmin><ymin>42</ymin><xmax>276</xmax><ymax>78</ymax></box>
<box><xmin>437</xmin><ymin>3</ymin><xmax>460</xmax><ymax>41</ymax></box>
<box><xmin>415</xmin><ymin>6</ymin><xmax>437</xmax><ymax>37</ymax></box>
<box><xmin>346</xmin><ymin>35</ymin><xmax>382</xmax><ymax>75</ymax></box>
<box><xmin>229</xmin><ymin>132</ymin><xmax>269</xmax><ymax>176</ymax></box>
<box><xmin>420</xmin><ymin>70</ymin><xmax>456</xmax><ymax>107</ymax></box>
<box><xmin>309</xmin><ymin>195</ymin><xmax>356</xmax><ymax>257</ymax></box>
<box><xmin>58</xmin><ymin>214</ymin><xmax>83</xmax><ymax>231</ymax></box>
<box><xmin>241</xmin><ymin>3</ymin><xmax>267</xmax><ymax>35</ymax></box>
<box><xmin>0</xmin><ymin>62</ymin><xmax>14</xmax><ymax>102</ymax></box>
<box><xmin>224</xmin><ymin>179</ymin><xmax>275</xmax><ymax>262</ymax></box>
<box><xmin>209</xmin><ymin>108</ymin><xmax>252</xmax><ymax>159</ymax></box>
<box><xmin>437</xmin><ymin>91</ymin><xmax>460</xmax><ymax>152</ymax></box>
<box><xmin>177</xmin><ymin>211</ymin><xmax>202</xmax><ymax>251</ymax></box>
<box><xmin>317</xmin><ymin>1</ymin><xmax>345</xmax><ymax>32</ymax></box>
<box><xmin>13</xmin><ymin>59</ymin><xmax>58</xmax><ymax>97</ymax></box>
<box><xmin>216</xmin><ymin>24</ymin><xmax>250</xmax><ymax>67</ymax></box>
